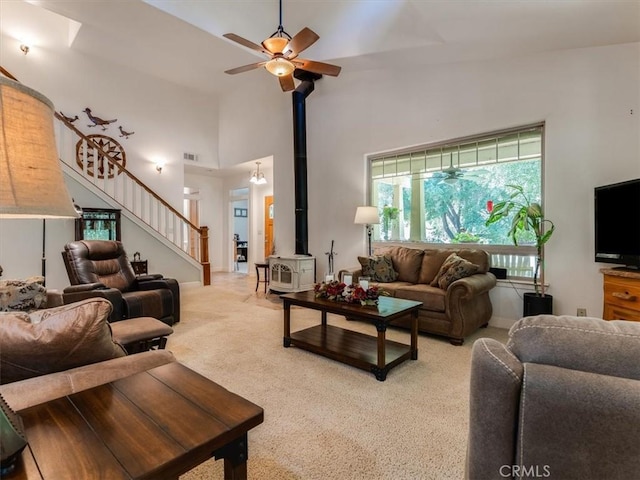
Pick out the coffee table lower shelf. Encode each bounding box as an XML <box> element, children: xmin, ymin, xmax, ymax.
<box><xmin>286</xmin><ymin>324</ymin><xmax>413</xmax><ymax>381</ymax></box>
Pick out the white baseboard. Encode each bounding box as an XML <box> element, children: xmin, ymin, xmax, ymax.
<box><xmin>489</xmin><ymin>315</ymin><xmax>518</xmax><ymax>330</ymax></box>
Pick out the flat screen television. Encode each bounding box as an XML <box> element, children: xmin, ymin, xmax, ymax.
<box><xmin>594</xmin><ymin>178</ymin><xmax>640</xmax><ymax>269</ymax></box>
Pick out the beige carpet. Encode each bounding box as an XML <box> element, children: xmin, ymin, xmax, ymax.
<box><xmin>174</xmin><ymin>274</ymin><xmax>509</xmax><ymax>480</ymax></box>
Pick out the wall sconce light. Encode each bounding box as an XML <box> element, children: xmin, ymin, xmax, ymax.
<box><xmin>20</xmin><ymin>45</ymin><xmax>30</xmax><ymax>55</ymax></box>
<box><xmin>249</xmin><ymin>161</ymin><xmax>267</xmax><ymax>185</ymax></box>
<box><xmin>155</xmin><ymin>160</ymin><xmax>165</xmax><ymax>174</ymax></box>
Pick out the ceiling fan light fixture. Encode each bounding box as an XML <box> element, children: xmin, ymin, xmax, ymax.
<box><xmin>265</xmin><ymin>57</ymin><xmax>295</xmax><ymax>77</ymax></box>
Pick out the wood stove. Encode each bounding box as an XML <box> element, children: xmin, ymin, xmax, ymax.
<box><xmin>268</xmin><ymin>255</ymin><xmax>315</xmax><ymax>293</ymax></box>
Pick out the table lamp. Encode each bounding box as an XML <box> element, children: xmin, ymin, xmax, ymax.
<box><xmin>354</xmin><ymin>206</ymin><xmax>380</xmax><ymax>256</ymax></box>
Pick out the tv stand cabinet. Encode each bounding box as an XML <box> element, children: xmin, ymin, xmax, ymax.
<box><xmin>601</xmin><ymin>268</ymin><xmax>640</xmax><ymax>322</ymax></box>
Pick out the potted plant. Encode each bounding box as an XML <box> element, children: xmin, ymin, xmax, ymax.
<box><xmin>381</xmin><ymin>205</ymin><xmax>400</xmax><ymax>240</ymax></box>
<box><xmin>485</xmin><ymin>184</ymin><xmax>555</xmax><ymax>315</ymax></box>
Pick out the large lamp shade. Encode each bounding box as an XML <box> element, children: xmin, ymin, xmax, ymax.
<box><xmin>354</xmin><ymin>206</ymin><xmax>380</xmax><ymax>225</ymax></box>
<box><xmin>0</xmin><ymin>76</ymin><xmax>78</xmax><ymax>218</ymax></box>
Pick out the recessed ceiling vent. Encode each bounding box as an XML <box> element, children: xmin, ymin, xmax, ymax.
<box><xmin>183</xmin><ymin>152</ymin><xmax>198</xmax><ymax>162</ymax></box>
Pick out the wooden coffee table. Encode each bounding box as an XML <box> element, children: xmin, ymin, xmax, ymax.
<box><xmin>282</xmin><ymin>291</ymin><xmax>422</xmax><ymax>381</ymax></box>
<box><xmin>9</xmin><ymin>362</ymin><xmax>263</xmax><ymax>479</ymax></box>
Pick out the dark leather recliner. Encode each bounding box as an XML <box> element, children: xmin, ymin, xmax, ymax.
<box><xmin>61</xmin><ymin>240</ymin><xmax>180</xmax><ymax>326</ymax></box>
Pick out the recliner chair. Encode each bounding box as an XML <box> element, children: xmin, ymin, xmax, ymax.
<box><xmin>466</xmin><ymin>314</ymin><xmax>640</xmax><ymax>480</ymax></box>
<box><xmin>61</xmin><ymin>240</ymin><xmax>180</xmax><ymax>326</ymax></box>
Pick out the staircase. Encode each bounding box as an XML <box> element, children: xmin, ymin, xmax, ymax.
<box><xmin>54</xmin><ymin>112</ymin><xmax>211</xmax><ymax>285</ymax></box>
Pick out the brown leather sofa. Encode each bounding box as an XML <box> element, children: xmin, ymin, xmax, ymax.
<box><xmin>467</xmin><ymin>315</ymin><xmax>640</xmax><ymax>479</ymax></box>
<box><xmin>340</xmin><ymin>246</ymin><xmax>496</xmax><ymax>345</ymax></box>
<box><xmin>60</xmin><ymin>240</ymin><xmax>180</xmax><ymax>325</ymax></box>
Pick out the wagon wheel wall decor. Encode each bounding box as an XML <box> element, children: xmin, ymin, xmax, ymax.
<box><xmin>76</xmin><ymin>134</ymin><xmax>126</xmax><ymax>179</ymax></box>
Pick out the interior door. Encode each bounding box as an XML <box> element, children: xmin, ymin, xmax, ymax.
<box><xmin>264</xmin><ymin>195</ymin><xmax>274</xmax><ymax>259</ymax></box>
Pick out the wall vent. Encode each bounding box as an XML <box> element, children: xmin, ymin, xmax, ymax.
<box><xmin>183</xmin><ymin>152</ymin><xmax>198</xmax><ymax>162</ymax></box>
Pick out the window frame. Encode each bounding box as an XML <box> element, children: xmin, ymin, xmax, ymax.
<box><xmin>366</xmin><ymin>123</ymin><xmax>545</xmax><ymax>281</ymax></box>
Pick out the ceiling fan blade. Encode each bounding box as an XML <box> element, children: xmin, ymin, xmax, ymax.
<box><xmin>224</xmin><ymin>62</ymin><xmax>267</xmax><ymax>75</ymax></box>
<box><xmin>295</xmin><ymin>59</ymin><xmax>341</xmax><ymax>77</ymax></box>
<box><xmin>279</xmin><ymin>74</ymin><xmax>295</xmax><ymax>92</ymax></box>
<box><xmin>223</xmin><ymin>33</ymin><xmax>272</xmax><ymax>56</ymax></box>
<box><xmin>286</xmin><ymin>27</ymin><xmax>319</xmax><ymax>56</ymax></box>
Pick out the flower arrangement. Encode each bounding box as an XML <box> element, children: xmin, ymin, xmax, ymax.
<box><xmin>314</xmin><ymin>280</ymin><xmax>388</xmax><ymax>306</ymax></box>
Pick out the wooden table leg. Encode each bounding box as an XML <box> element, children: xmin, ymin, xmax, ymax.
<box><xmin>410</xmin><ymin>310</ymin><xmax>418</xmax><ymax>360</ymax></box>
<box><xmin>215</xmin><ymin>433</ymin><xmax>249</xmax><ymax>480</ymax></box>
<box><xmin>374</xmin><ymin>321</ymin><xmax>388</xmax><ymax>381</ymax></box>
<box><xmin>321</xmin><ymin>311</ymin><xmax>327</xmax><ymax>326</ymax></box>
<box><xmin>283</xmin><ymin>299</ymin><xmax>291</xmax><ymax>347</ymax></box>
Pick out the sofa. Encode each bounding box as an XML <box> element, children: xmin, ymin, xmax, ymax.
<box><xmin>0</xmin><ymin>298</ymin><xmax>176</xmax><ymax>412</ymax></box>
<box><xmin>466</xmin><ymin>315</ymin><xmax>640</xmax><ymax>480</ymax></box>
<box><xmin>340</xmin><ymin>246</ymin><xmax>496</xmax><ymax>345</ymax></box>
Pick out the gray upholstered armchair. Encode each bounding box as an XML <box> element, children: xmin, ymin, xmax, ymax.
<box><xmin>466</xmin><ymin>315</ymin><xmax>640</xmax><ymax>480</ymax></box>
<box><xmin>60</xmin><ymin>240</ymin><xmax>180</xmax><ymax>325</ymax></box>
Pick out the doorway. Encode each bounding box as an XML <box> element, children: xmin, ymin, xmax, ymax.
<box><xmin>230</xmin><ymin>188</ymin><xmax>249</xmax><ymax>273</ymax></box>
<box><xmin>264</xmin><ymin>195</ymin><xmax>274</xmax><ymax>259</ymax></box>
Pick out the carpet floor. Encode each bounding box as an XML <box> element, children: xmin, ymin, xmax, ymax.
<box><xmin>175</xmin><ymin>273</ymin><xmax>509</xmax><ymax>480</ymax></box>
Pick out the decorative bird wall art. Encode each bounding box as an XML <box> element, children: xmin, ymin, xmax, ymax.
<box><xmin>83</xmin><ymin>108</ymin><xmax>117</xmax><ymax>131</ymax></box>
<box><xmin>59</xmin><ymin>111</ymin><xmax>78</xmax><ymax>123</ymax></box>
<box><xmin>62</xmin><ymin>108</ymin><xmax>135</xmax><ymax>141</ymax></box>
<box><xmin>118</xmin><ymin>125</ymin><xmax>135</xmax><ymax>139</ymax></box>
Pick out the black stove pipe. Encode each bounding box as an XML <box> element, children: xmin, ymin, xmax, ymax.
<box><xmin>292</xmin><ymin>75</ymin><xmax>316</xmax><ymax>255</ymax></box>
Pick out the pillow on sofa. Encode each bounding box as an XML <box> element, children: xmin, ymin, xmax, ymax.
<box><xmin>357</xmin><ymin>255</ymin><xmax>398</xmax><ymax>282</ymax></box>
<box><xmin>381</xmin><ymin>246</ymin><xmax>424</xmax><ymax>283</ymax></box>
<box><xmin>419</xmin><ymin>250</ymin><xmax>456</xmax><ymax>285</ymax></box>
<box><xmin>0</xmin><ymin>298</ymin><xmax>126</xmax><ymax>384</ymax></box>
<box><xmin>0</xmin><ymin>276</ymin><xmax>46</xmax><ymax>312</ymax></box>
<box><xmin>432</xmin><ymin>253</ymin><xmax>479</xmax><ymax>289</ymax></box>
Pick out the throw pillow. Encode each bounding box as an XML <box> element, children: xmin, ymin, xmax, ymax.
<box><xmin>357</xmin><ymin>255</ymin><xmax>398</xmax><ymax>283</ymax></box>
<box><xmin>432</xmin><ymin>253</ymin><xmax>479</xmax><ymax>290</ymax></box>
<box><xmin>0</xmin><ymin>298</ymin><xmax>126</xmax><ymax>384</ymax></box>
<box><xmin>0</xmin><ymin>276</ymin><xmax>46</xmax><ymax>312</ymax></box>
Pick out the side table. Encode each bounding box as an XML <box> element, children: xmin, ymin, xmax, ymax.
<box><xmin>255</xmin><ymin>262</ymin><xmax>269</xmax><ymax>294</ymax></box>
<box><xmin>130</xmin><ymin>260</ymin><xmax>148</xmax><ymax>276</ymax></box>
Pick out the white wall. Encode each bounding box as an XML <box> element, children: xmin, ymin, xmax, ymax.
<box><xmin>218</xmin><ymin>42</ymin><xmax>640</xmax><ymax>327</ymax></box>
<box><xmin>1</xmin><ymin>32</ymin><xmax>219</xmax><ymax>213</ymax></box>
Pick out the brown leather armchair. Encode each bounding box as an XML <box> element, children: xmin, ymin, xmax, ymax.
<box><xmin>60</xmin><ymin>240</ymin><xmax>180</xmax><ymax>326</ymax></box>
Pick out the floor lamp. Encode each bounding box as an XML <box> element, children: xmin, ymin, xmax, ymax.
<box><xmin>354</xmin><ymin>206</ymin><xmax>380</xmax><ymax>257</ymax></box>
<box><xmin>0</xmin><ymin>74</ymin><xmax>79</xmax><ymax>283</ymax></box>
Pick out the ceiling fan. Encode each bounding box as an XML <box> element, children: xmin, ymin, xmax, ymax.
<box><xmin>223</xmin><ymin>0</ymin><xmax>341</xmax><ymax>92</ymax></box>
<box><xmin>430</xmin><ymin>153</ymin><xmax>486</xmax><ymax>184</ymax></box>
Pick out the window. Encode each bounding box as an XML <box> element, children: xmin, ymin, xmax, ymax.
<box><xmin>368</xmin><ymin>124</ymin><xmax>544</xmax><ymax>280</ymax></box>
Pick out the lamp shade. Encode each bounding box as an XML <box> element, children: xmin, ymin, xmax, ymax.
<box><xmin>265</xmin><ymin>58</ymin><xmax>295</xmax><ymax>77</ymax></box>
<box><xmin>0</xmin><ymin>76</ymin><xmax>78</xmax><ymax>218</ymax></box>
<box><xmin>354</xmin><ymin>206</ymin><xmax>380</xmax><ymax>225</ymax></box>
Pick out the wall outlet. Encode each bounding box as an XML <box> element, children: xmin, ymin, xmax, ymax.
<box><xmin>577</xmin><ymin>308</ymin><xmax>587</xmax><ymax>317</ymax></box>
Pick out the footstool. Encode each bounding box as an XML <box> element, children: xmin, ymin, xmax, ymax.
<box><xmin>110</xmin><ymin>317</ymin><xmax>174</xmax><ymax>354</ymax></box>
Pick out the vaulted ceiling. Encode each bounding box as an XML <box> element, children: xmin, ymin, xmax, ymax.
<box><xmin>2</xmin><ymin>0</ymin><xmax>639</xmax><ymax>96</ymax></box>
